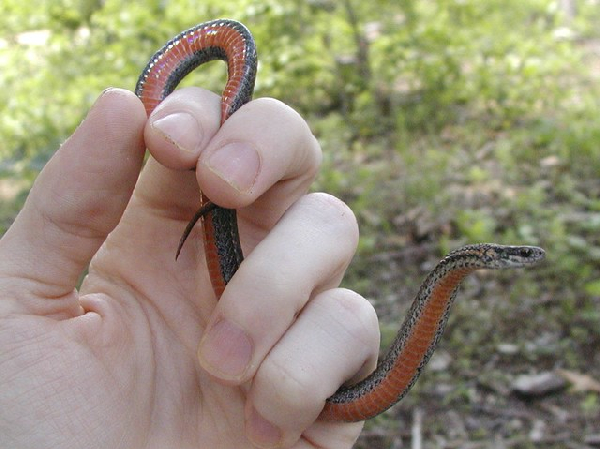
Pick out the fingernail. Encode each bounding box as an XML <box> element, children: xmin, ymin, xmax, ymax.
<box><xmin>198</xmin><ymin>318</ymin><xmax>253</xmax><ymax>380</ymax></box>
<box><xmin>152</xmin><ymin>112</ymin><xmax>202</xmax><ymax>153</ymax></box>
<box><xmin>247</xmin><ymin>406</ymin><xmax>282</xmax><ymax>448</ymax></box>
<box><xmin>207</xmin><ymin>142</ymin><xmax>260</xmax><ymax>193</ymax></box>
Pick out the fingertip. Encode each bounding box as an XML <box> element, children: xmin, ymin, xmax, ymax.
<box><xmin>144</xmin><ymin>88</ymin><xmax>221</xmax><ymax>169</ymax></box>
<box><xmin>96</xmin><ymin>88</ymin><xmax>147</xmax><ymax>133</ymax></box>
<box><xmin>196</xmin><ymin>98</ymin><xmax>321</xmax><ymax>209</ymax></box>
<box><xmin>58</xmin><ymin>87</ymin><xmax>147</xmax><ymax>188</ymax></box>
<box><xmin>204</xmin><ymin>140</ymin><xmax>261</xmax><ymax>196</ymax></box>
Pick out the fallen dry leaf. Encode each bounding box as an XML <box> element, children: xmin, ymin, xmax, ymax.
<box><xmin>557</xmin><ymin>369</ymin><xmax>600</xmax><ymax>392</ymax></box>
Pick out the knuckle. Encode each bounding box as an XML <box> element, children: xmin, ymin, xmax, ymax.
<box><xmin>256</xmin><ymin>355</ymin><xmax>317</xmax><ymax>414</ymax></box>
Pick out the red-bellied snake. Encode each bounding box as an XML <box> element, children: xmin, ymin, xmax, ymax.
<box><xmin>135</xmin><ymin>19</ymin><xmax>546</xmax><ymax>422</ymax></box>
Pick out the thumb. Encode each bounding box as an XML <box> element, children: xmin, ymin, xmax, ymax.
<box><xmin>0</xmin><ymin>88</ymin><xmax>146</xmax><ymax>316</ymax></box>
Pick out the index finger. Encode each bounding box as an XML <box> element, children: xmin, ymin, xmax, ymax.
<box><xmin>138</xmin><ymin>88</ymin><xmax>322</xmax><ymax>243</ymax></box>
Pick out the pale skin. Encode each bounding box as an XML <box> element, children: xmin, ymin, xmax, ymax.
<box><xmin>0</xmin><ymin>88</ymin><xmax>381</xmax><ymax>449</ymax></box>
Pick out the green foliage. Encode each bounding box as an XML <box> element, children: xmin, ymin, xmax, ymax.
<box><xmin>0</xmin><ymin>0</ymin><xmax>588</xmax><ymax>162</ymax></box>
<box><xmin>455</xmin><ymin>209</ymin><xmax>497</xmax><ymax>242</ymax></box>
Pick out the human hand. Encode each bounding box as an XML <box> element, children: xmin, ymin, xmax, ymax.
<box><xmin>0</xmin><ymin>88</ymin><xmax>380</xmax><ymax>449</ymax></box>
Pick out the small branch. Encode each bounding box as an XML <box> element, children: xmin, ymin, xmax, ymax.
<box><xmin>411</xmin><ymin>408</ymin><xmax>422</xmax><ymax>449</ymax></box>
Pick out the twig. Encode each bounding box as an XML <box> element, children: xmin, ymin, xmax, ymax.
<box><xmin>411</xmin><ymin>407</ymin><xmax>422</xmax><ymax>449</ymax></box>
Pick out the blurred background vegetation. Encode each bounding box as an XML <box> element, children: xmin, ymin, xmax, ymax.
<box><xmin>1</xmin><ymin>0</ymin><xmax>599</xmax><ymax>447</ymax></box>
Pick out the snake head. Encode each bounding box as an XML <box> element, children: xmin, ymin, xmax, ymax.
<box><xmin>449</xmin><ymin>244</ymin><xmax>546</xmax><ymax>269</ymax></box>
<box><xmin>481</xmin><ymin>244</ymin><xmax>545</xmax><ymax>269</ymax></box>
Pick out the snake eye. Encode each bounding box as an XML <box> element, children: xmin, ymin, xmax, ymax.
<box><xmin>480</xmin><ymin>252</ymin><xmax>495</xmax><ymax>265</ymax></box>
<box><xmin>518</xmin><ymin>247</ymin><xmax>532</xmax><ymax>258</ymax></box>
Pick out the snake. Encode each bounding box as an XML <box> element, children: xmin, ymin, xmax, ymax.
<box><xmin>134</xmin><ymin>19</ymin><xmax>545</xmax><ymax>422</ymax></box>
